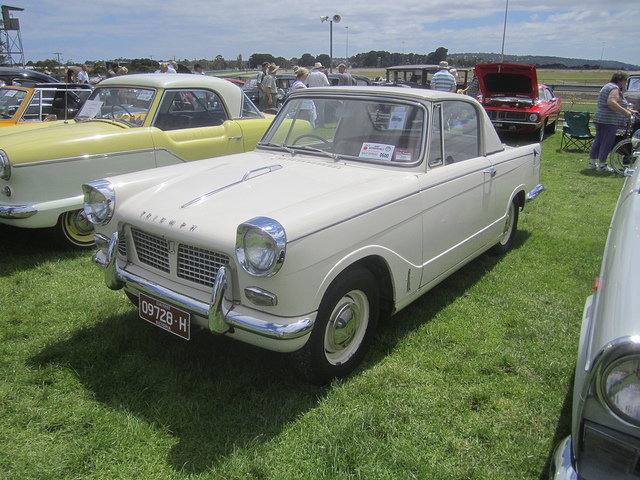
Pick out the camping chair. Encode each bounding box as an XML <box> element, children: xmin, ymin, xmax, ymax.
<box><xmin>560</xmin><ymin>111</ymin><xmax>595</xmax><ymax>151</ymax></box>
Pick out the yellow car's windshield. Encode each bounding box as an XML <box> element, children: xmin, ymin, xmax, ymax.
<box><xmin>76</xmin><ymin>86</ymin><xmax>156</xmax><ymax>127</ymax></box>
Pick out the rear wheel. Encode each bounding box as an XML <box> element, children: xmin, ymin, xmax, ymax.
<box><xmin>609</xmin><ymin>138</ymin><xmax>634</xmax><ymax>175</ymax></box>
<box><xmin>54</xmin><ymin>209</ymin><xmax>95</xmax><ymax>248</ymax></box>
<box><xmin>290</xmin><ymin>266</ymin><xmax>379</xmax><ymax>385</ymax></box>
<box><xmin>490</xmin><ymin>198</ymin><xmax>519</xmax><ymax>255</ymax></box>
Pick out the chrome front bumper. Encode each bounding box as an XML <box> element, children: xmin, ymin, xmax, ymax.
<box><xmin>550</xmin><ymin>436</ymin><xmax>577</xmax><ymax>480</ymax></box>
<box><xmin>0</xmin><ymin>203</ymin><xmax>37</xmax><ymax>219</ymax></box>
<box><xmin>93</xmin><ymin>231</ymin><xmax>314</xmax><ymax>344</ymax></box>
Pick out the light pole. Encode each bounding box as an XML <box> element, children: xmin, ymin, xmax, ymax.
<box><xmin>320</xmin><ymin>14</ymin><xmax>341</xmax><ymax>72</ymax></box>
<box><xmin>500</xmin><ymin>0</ymin><xmax>509</xmax><ymax>62</ymax></box>
<box><xmin>345</xmin><ymin>25</ymin><xmax>349</xmax><ymax>68</ymax></box>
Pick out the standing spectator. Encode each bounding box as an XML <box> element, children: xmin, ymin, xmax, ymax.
<box><xmin>194</xmin><ymin>64</ymin><xmax>204</xmax><ymax>75</ymax></box>
<box><xmin>66</xmin><ymin>68</ymin><xmax>75</xmax><ymax>83</ymax></box>
<box><xmin>430</xmin><ymin>61</ymin><xmax>456</xmax><ymax>92</ymax></box>
<box><xmin>257</xmin><ymin>61</ymin><xmax>269</xmax><ymax>111</ymax></box>
<box><xmin>290</xmin><ymin>67</ymin><xmax>316</xmax><ymax>128</ymax></box>
<box><xmin>155</xmin><ymin>63</ymin><xmax>169</xmax><ymax>74</ymax></box>
<box><xmin>307</xmin><ymin>62</ymin><xmax>330</xmax><ymax>87</ymax></box>
<box><xmin>77</xmin><ymin>64</ymin><xmax>89</xmax><ymax>84</ymax></box>
<box><xmin>589</xmin><ymin>72</ymin><xmax>636</xmax><ymax>171</ymax></box>
<box><xmin>107</xmin><ymin>62</ymin><xmax>119</xmax><ymax>78</ymax></box>
<box><xmin>463</xmin><ymin>69</ymin><xmax>479</xmax><ymax>98</ymax></box>
<box><xmin>337</xmin><ymin>63</ymin><xmax>354</xmax><ymax>86</ymax></box>
<box><xmin>262</xmin><ymin>64</ymin><xmax>279</xmax><ymax>111</ymax></box>
<box><xmin>117</xmin><ymin>67</ymin><xmax>128</xmax><ymax>76</ymax></box>
<box><xmin>168</xmin><ymin>61</ymin><xmax>177</xmax><ymax>73</ymax></box>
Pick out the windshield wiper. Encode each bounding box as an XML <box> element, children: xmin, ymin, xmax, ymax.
<box><xmin>288</xmin><ymin>144</ymin><xmax>340</xmax><ymax>160</ymax></box>
<box><xmin>258</xmin><ymin>142</ymin><xmax>295</xmax><ymax>154</ymax></box>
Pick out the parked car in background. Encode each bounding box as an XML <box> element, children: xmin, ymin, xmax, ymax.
<box><xmin>85</xmin><ymin>86</ymin><xmax>544</xmax><ymax>384</ymax></box>
<box><xmin>551</xmin><ymin>139</ymin><xmax>640</xmax><ymax>480</ymax></box>
<box><xmin>383</xmin><ymin>64</ymin><xmax>470</xmax><ymax>91</ymax></box>
<box><xmin>475</xmin><ymin>63</ymin><xmax>562</xmax><ymax>142</ymax></box>
<box><xmin>0</xmin><ymin>74</ymin><xmax>273</xmax><ymax>247</ymax></box>
<box><xmin>328</xmin><ymin>73</ymin><xmax>372</xmax><ymax>86</ymax></box>
<box><xmin>0</xmin><ymin>83</ymin><xmax>92</xmax><ymax>128</ymax></box>
<box><xmin>625</xmin><ymin>74</ymin><xmax>640</xmax><ymax>110</ymax></box>
<box><xmin>242</xmin><ymin>73</ymin><xmax>296</xmax><ymax>108</ymax></box>
<box><xmin>0</xmin><ymin>67</ymin><xmax>60</xmax><ymax>86</ymax></box>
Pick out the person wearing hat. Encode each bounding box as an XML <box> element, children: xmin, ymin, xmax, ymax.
<box><xmin>306</xmin><ymin>62</ymin><xmax>330</xmax><ymax>126</ymax></box>
<box><xmin>307</xmin><ymin>62</ymin><xmax>330</xmax><ymax>88</ymax></box>
<box><xmin>262</xmin><ymin>64</ymin><xmax>279</xmax><ymax>110</ymax></box>
<box><xmin>257</xmin><ymin>61</ymin><xmax>269</xmax><ymax>110</ymax></box>
<box><xmin>337</xmin><ymin>63</ymin><xmax>354</xmax><ymax>86</ymax></box>
<box><xmin>430</xmin><ymin>61</ymin><xmax>457</xmax><ymax>92</ymax></box>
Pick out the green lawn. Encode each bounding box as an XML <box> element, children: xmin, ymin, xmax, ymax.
<box><xmin>0</xmin><ymin>131</ymin><xmax>625</xmax><ymax>479</ymax></box>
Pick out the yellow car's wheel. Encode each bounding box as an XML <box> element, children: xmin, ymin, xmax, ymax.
<box><xmin>55</xmin><ymin>209</ymin><xmax>95</xmax><ymax>248</ymax></box>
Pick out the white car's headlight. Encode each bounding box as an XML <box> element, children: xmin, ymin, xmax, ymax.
<box><xmin>0</xmin><ymin>149</ymin><xmax>10</xmax><ymax>180</ymax></box>
<box><xmin>236</xmin><ymin>217</ymin><xmax>286</xmax><ymax>277</ymax></box>
<box><xmin>603</xmin><ymin>355</ymin><xmax>640</xmax><ymax>425</ymax></box>
<box><xmin>82</xmin><ymin>179</ymin><xmax>115</xmax><ymax>226</ymax></box>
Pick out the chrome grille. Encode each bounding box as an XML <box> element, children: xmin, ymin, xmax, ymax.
<box><xmin>489</xmin><ymin>111</ymin><xmax>527</xmax><ymax>122</ymax></box>
<box><xmin>178</xmin><ymin>244</ymin><xmax>229</xmax><ymax>288</ymax></box>
<box><xmin>131</xmin><ymin>228</ymin><xmax>170</xmax><ymax>273</ymax></box>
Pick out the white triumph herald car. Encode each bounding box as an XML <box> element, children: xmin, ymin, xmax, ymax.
<box><xmin>84</xmin><ymin>86</ymin><xmax>544</xmax><ymax>384</ymax></box>
<box><xmin>552</xmin><ymin>132</ymin><xmax>640</xmax><ymax>480</ymax></box>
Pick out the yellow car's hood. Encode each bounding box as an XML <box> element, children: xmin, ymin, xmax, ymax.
<box><xmin>1</xmin><ymin>120</ymin><xmax>154</xmax><ymax>165</ymax></box>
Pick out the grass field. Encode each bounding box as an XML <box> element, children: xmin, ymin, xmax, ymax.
<box><xmin>0</xmin><ymin>127</ymin><xmax>626</xmax><ymax>479</ymax></box>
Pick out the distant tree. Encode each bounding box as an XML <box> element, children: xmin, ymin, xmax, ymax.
<box><xmin>248</xmin><ymin>53</ymin><xmax>276</xmax><ymax>68</ymax></box>
<box><xmin>426</xmin><ymin>47</ymin><xmax>448</xmax><ymax>65</ymax></box>
<box><xmin>316</xmin><ymin>54</ymin><xmax>331</xmax><ymax>68</ymax></box>
<box><xmin>299</xmin><ymin>53</ymin><xmax>315</xmax><ymax>66</ymax></box>
<box><xmin>214</xmin><ymin>54</ymin><xmax>227</xmax><ymax>70</ymax></box>
<box><xmin>129</xmin><ymin>58</ymin><xmax>159</xmax><ymax>73</ymax></box>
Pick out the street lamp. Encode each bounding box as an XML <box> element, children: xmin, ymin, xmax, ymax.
<box><xmin>345</xmin><ymin>25</ymin><xmax>349</xmax><ymax>68</ymax></box>
<box><xmin>320</xmin><ymin>14</ymin><xmax>341</xmax><ymax>72</ymax></box>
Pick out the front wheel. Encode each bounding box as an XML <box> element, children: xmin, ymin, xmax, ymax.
<box><xmin>609</xmin><ymin>138</ymin><xmax>634</xmax><ymax>175</ymax></box>
<box><xmin>53</xmin><ymin>209</ymin><xmax>95</xmax><ymax>248</ymax></box>
<box><xmin>490</xmin><ymin>198</ymin><xmax>519</xmax><ymax>255</ymax></box>
<box><xmin>290</xmin><ymin>266</ymin><xmax>379</xmax><ymax>384</ymax></box>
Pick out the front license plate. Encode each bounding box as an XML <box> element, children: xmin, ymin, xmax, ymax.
<box><xmin>139</xmin><ymin>293</ymin><xmax>190</xmax><ymax>340</ymax></box>
<box><xmin>493</xmin><ymin>122</ymin><xmax>503</xmax><ymax>128</ymax></box>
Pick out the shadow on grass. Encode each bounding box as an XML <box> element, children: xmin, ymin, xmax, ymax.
<box><xmin>28</xmin><ymin>229</ymin><xmax>532</xmax><ymax>475</ymax></box>
<box><xmin>538</xmin><ymin>370</ymin><xmax>574</xmax><ymax>480</ymax></box>
<box><xmin>0</xmin><ymin>224</ymin><xmax>89</xmax><ymax>276</ymax></box>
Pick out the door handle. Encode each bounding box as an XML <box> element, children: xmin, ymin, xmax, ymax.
<box><xmin>484</xmin><ymin>168</ymin><xmax>498</xmax><ymax>178</ymax></box>
<box><xmin>229</xmin><ymin>135</ymin><xmax>243</xmax><ymax>140</ymax></box>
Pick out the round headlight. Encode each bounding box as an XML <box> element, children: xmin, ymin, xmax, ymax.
<box><xmin>603</xmin><ymin>355</ymin><xmax>640</xmax><ymax>425</ymax></box>
<box><xmin>632</xmin><ymin>129</ymin><xmax>640</xmax><ymax>150</ymax></box>
<box><xmin>236</xmin><ymin>217</ymin><xmax>286</xmax><ymax>277</ymax></box>
<box><xmin>0</xmin><ymin>149</ymin><xmax>10</xmax><ymax>180</ymax></box>
<box><xmin>528</xmin><ymin>113</ymin><xmax>539</xmax><ymax>123</ymax></box>
<box><xmin>82</xmin><ymin>179</ymin><xmax>115</xmax><ymax>226</ymax></box>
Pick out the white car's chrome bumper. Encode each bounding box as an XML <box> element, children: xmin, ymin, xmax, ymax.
<box><xmin>550</xmin><ymin>436</ymin><xmax>577</xmax><ymax>480</ymax></box>
<box><xmin>93</xmin><ymin>231</ymin><xmax>314</xmax><ymax>344</ymax></box>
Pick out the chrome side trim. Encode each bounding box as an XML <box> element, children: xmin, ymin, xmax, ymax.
<box><xmin>526</xmin><ymin>183</ymin><xmax>544</xmax><ymax>202</ymax></box>
<box><xmin>0</xmin><ymin>204</ymin><xmax>37</xmax><ymax>219</ymax></box>
<box><xmin>93</xmin><ymin>232</ymin><xmax>313</xmax><ymax>341</ymax></box>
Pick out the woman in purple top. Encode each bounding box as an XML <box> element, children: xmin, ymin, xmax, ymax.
<box><xmin>589</xmin><ymin>72</ymin><xmax>635</xmax><ymax>171</ymax></box>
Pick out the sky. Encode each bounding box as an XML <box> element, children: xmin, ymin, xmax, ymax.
<box><xmin>8</xmin><ymin>0</ymin><xmax>640</xmax><ymax>67</ymax></box>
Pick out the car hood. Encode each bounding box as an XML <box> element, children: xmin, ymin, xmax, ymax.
<box><xmin>1</xmin><ymin>120</ymin><xmax>148</xmax><ymax>165</ymax></box>
<box><xmin>475</xmin><ymin>63</ymin><xmax>538</xmax><ymax>102</ymax></box>
<box><xmin>117</xmin><ymin>150</ymin><xmax>420</xmax><ymax>246</ymax></box>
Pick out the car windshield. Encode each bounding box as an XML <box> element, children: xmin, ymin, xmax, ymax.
<box><xmin>76</xmin><ymin>86</ymin><xmax>156</xmax><ymax>127</ymax></box>
<box><xmin>0</xmin><ymin>87</ymin><xmax>27</xmax><ymax>119</ymax></box>
<box><xmin>260</xmin><ymin>96</ymin><xmax>426</xmax><ymax>165</ymax></box>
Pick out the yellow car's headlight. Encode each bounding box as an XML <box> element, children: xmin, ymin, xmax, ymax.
<box><xmin>0</xmin><ymin>149</ymin><xmax>10</xmax><ymax>180</ymax></box>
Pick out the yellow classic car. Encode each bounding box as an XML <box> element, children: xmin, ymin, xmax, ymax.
<box><xmin>0</xmin><ymin>83</ymin><xmax>92</xmax><ymax>128</ymax></box>
<box><xmin>0</xmin><ymin>74</ymin><xmax>273</xmax><ymax>247</ymax></box>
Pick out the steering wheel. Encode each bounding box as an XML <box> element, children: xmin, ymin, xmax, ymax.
<box><xmin>292</xmin><ymin>134</ymin><xmax>333</xmax><ymax>150</ymax></box>
<box><xmin>110</xmin><ymin>104</ymin><xmax>133</xmax><ymax>119</ymax></box>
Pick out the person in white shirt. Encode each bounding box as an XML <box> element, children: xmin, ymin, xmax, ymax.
<box><xmin>77</xmin><ymin>64</ymin><xmax>89</xmax><ymax>84</ymax></box>
<box><xmin>307</xmin><ymin>62</ymin><xmax>330</xmax><ymax>87</ymax></box>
